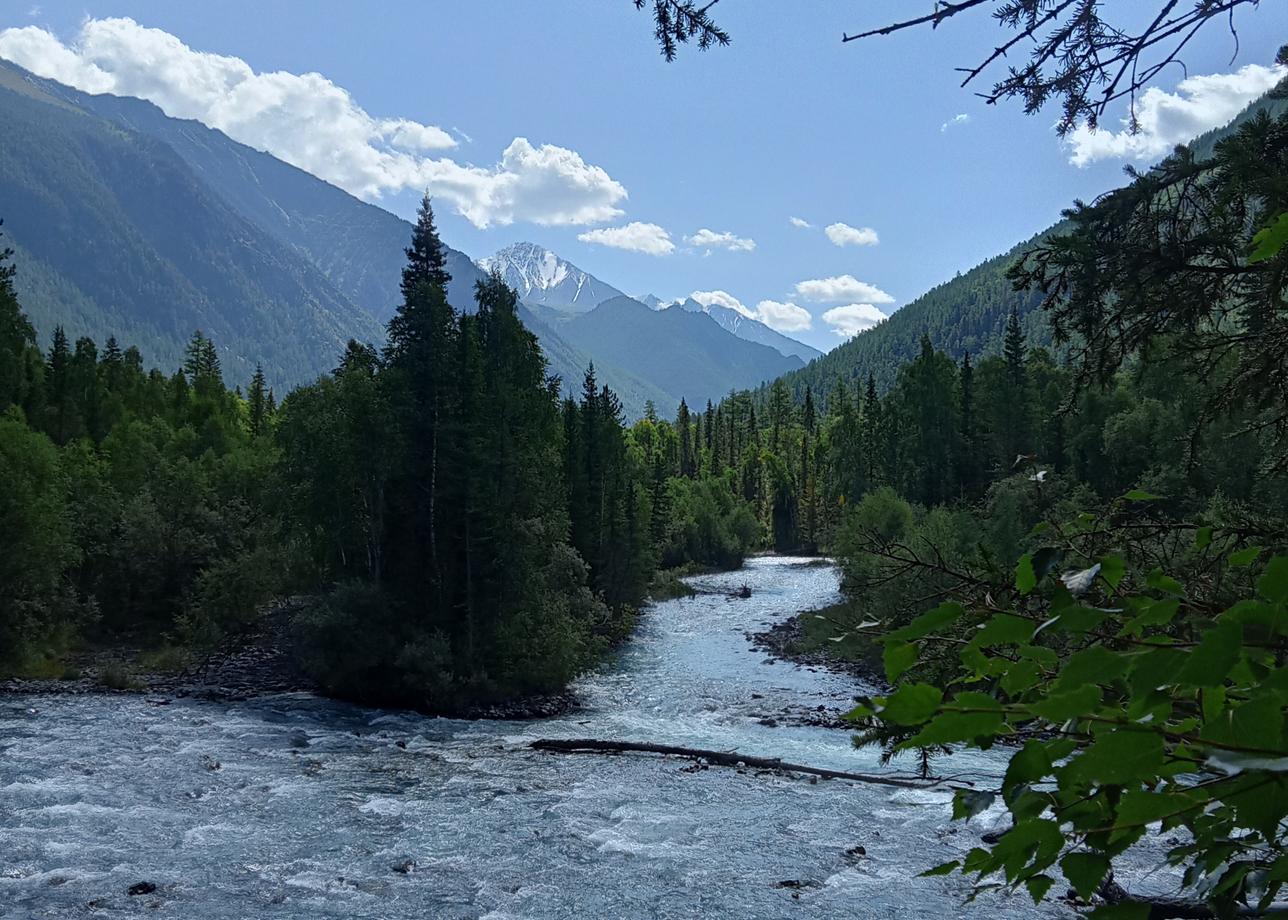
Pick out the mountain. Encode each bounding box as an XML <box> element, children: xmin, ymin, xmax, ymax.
<box><xmin>12</xmin><ymin>60</ymin><xmax>486</xmax><ymax>321</ymax></box>
<box><xmin>560</xmin><ymin>296</ymin><xmax>803</xmax><ymax>409</ymax></box>
<box><xmin>774</xmin><ymin>81</ymin><xmax>1288</xmax><ymax>404</ymax></box>
<box><xmin>675</xmin><ymin>297</ymin><xmax>821</xmax><ymax>363</ymax></box>
<box><xmin>635</xmin><ymin>293</ymin><xmax>668</xmax><ymax>310</ymax></box>
<box><xmin>0</xmin><ymin>61</ymin><xmax>382</xmax><ymax>389</ymax></box>
<box><xmin>0</xmin><ymin>60</ymin><xmax>797</xmax><ymax>418</ymax></box>
<box><xmin>478</xmin><ymin>242</ymin><xmax>624</xmax><ymax>314</ymax></box>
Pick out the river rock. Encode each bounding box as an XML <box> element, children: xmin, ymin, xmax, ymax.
<box><xmin>127</xmin><ymin>881</ymin><xmax>157</xmax><ymax>896</ymax></box>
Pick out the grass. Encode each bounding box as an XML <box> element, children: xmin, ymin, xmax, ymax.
<box><xmin>2</xmin><ymin>626</ymin><xmax>83</xmax><ymax>680</ymax></box>
<box><xmin>97</xmin><ymin>662</ymin><xmax>145</xmax><ymax>691</ymax></box>
<box><xmin>647</xmin><ymin>567</ymin><xmax>699</xmax><ymax>601</ymax></box>
<box><xmin>137</xmin><ymin>644</ymin><xmax>191</xmax><ymax>674</ymax></box>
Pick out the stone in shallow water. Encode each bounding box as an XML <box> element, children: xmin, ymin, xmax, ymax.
<box><xmin>127</xmin><ymin>881</ymin><xmax>157</xmax><ymax>896</ymax></box>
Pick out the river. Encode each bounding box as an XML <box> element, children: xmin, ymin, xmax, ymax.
<box><xmin>0</xmin><ymin>557</ymin><xmax>1110</xmax><ymax>918</ymax></box>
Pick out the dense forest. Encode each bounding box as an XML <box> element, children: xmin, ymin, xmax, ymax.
<box><xmin>3</xmin><ymin>45</ymin><xmax>1288</xmax><ymax>920</ymax></box>
<box><xmin>0</xmin><ymin>199</ymin><xmax>764</xmax><ymax>710</ymax></box>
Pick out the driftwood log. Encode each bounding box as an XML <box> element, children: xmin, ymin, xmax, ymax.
<box><xmin>530</xmin><ymin>738</ymin><xmax>959</xmax><ymax>789</ymax></box>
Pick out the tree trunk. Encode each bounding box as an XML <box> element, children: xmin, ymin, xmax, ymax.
<box><xmin>530</xmin><ymin>738</ymin><xmax>955</xmax><ymax>789</ymax></box>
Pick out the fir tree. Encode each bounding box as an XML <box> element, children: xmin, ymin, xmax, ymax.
<box><xmin>247</xmin><ymin>364</ymin><xmax>269</xmax><ymax>437</ymax></box>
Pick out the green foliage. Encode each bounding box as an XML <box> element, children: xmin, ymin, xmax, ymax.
<box><xmin>846</xmin><ymin>497</ymin><xmax>1288</xmax><ymax>914</ymax></box>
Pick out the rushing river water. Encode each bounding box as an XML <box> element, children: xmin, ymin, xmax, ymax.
<box><xmin>2</xmin><ymin>557</ymin><xmax>1148</xmax><ymax>918</ymax></box>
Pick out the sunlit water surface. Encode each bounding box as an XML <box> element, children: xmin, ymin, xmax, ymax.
<box><xmin>0</xmin><ymin>557</ymin><xmax>1169</xmax><ymax>918</ymax></box>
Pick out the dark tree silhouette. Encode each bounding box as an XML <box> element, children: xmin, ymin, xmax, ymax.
<box><xmin>635</xmin><ymin>1</ymin><xmax>1268</xmax><ymax>133</ymax></box>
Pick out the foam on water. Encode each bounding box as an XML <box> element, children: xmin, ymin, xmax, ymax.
<box><xmin>0</xmin><ymin>557</ymin><xmax>1173</xmax><ymax>918</ymax></box>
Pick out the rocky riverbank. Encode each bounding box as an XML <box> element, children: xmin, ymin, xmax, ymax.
<box><xmin>0</xmin><ymin>602</ymin><xmax>579</xmax><ymax>721</ymax></box>
<box><xmin>747</xmin><ymin>613</ymin><xmax>884</xmax><ymax>686</ymax></box>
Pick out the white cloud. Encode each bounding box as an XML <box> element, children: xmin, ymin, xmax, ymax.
<box><xmin>689</xmin><ymin>291</ymin><xmax>813</xmax><ymax>332</ymax></box>
<box><xmin>824</xmin><ymin>222</ymin><xmax>879</xmax><ymax>247</ymax></box>
<box><xmin>578</xmin><ymin>222</ymin><xmax>675</xmax><ymax>256</ymax></box>
<box><xmin>940</xmin><ymin>113</ymin><xmax>970</xmax><ymax>132</ymax></box>
<box><xmin>788</xmin><ymin>216</ymin><xmax>812</xmax><ymax>229</ymax></box>
<box><xmin>754</xmin><ymin>300</ymin><xmax>813</xmax><ymax>332</ymax></box>
<box><xmin>685</xmin><ymin>228</ymin><xmax>755</xmax><ymax>253</ymax></box>
<box><xmin>0</xmin><ymin>18</ymin><xmax>628</xmax><ymax>228</ymax></box>
<box><xmin>794</xmin><ymin>274</ymin><xmax>894</xmax><ymax>304</ymax></box>
<box><xmin>822</xmin><ymin>304</ymin><xmax>887</xmax><ymax>337</ymax></box>
<box><xmin>1066</xmin><ymin>63</ymin><xmax>1287</xmax><ymax>167</ymax></box>
<box><xmin>689</xmin><ymin>290</ymin><xmax>755</xmax><ymax>318</ymax></box>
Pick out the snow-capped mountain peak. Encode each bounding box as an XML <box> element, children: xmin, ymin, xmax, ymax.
<box><xmin>478</xmin><ymin>242</ymin><xmax>623</xmax><ymax>313</ymax></box>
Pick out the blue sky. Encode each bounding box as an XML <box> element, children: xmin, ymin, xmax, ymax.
<box><xmin>2</xmin><ymin>2</ymin><xmax>1285</xmax><ymax>351</ymax></box>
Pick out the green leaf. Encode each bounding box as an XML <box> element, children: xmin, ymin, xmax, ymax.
<box><xmin>1055</xmin><ymin>645</ymin><xmax>1129</xmax><ymax>690</ymax></box>
<box><xmin>1016</xmin><ymin>554</ymin><xmax>1036</xmax><ymax>595</ymax></box>
<box><xmin>1174</xmin><ymin>622</ymin><xmax>1242</xmax><ymax>688</ymax></box>
<box><xmin>1025</xmin><ymin>873</ymin><xmax>1054</xmax><ymax>904</ymax></box>
<box><xmin>902</xmin><ymin>692</ymin><xmax>1005</xmax><ymax>748</ymax></box>
<box><xmin>919</xmin><ymin>860</ymin><xmax>960</xmax><ymax>877</ymax></box>
<box><xmin>1003</xmin><ymin>740</ymin><xmax>1053</xmax><ymax>796</ymax></box>
<box><xmin>972</xmin><ymin>613</ymin><xmax>1034</xmax><ymax>648</ymax></box>
<box><xmin>1258</xmin><ymin>556</ymin><xmax>1288</xmax><ymax>604</ymax></box>
<box><xmin>1000</xmin><ymin>659</ymin><xmax>1041</xmax><ymax>695</ymax></box>
<box><xmin>1250</xmin><ymin>211</ymin><xmax>1288</xmax><ymax>263</ymax></box>
<box><xmin>1061</xmin><ymin>851</ymin><xmax>1110</xmax><ymax>899</ymax></box>
<box><xmin>879</xmin><ymin>683</ymin><xmax>943</xmax><ymax>725</ymax></box>
<box><xmin>1145</xmin><ymin>568</ymin><xmax>1184</xmax><ymax>597</ymax></box>
<box><xmin>1114</xmin><ymin>790</ymin><xmax>1200</xmax><ymax>836</ymax></box>
<box><xmin>887</xmin><ymin>602</ymin><xmax>965</xmax><ymax>641</ymax></box>
<box><xmin>1030</xmin><ymin>684</ymin><xmax>1101</xmax><ymax>722</ymax></box>
<box><xmin>953</xmin><ymin>788</ymin><xmax>996</xmax><ymax>820</ymax></box>
<box><xmin>1064</xmin><ymin>730</ymin><xmax>1165</xmax><ymax>786</ymax></box>
<box><xmin>1121</xmin><ymin>599</ymin><xmax>1179</xmax><ymax>636</ymax></box>
<box><xmin>1230</xmin><ymin>546</ymin><xmax>1263</xmax><ymax>567</ymax></box>
<box><xmin>1100</xmin><ymin>554</ymin><xmax>1126</xmax><ymax>590</ymax></box>
<box><xmin>883</xmin><ymin>641</ymin><xmax>918</xmax><ymax>683</ymax></box>
<box><xmin>1194</xmin><ymin>526</ymin><xmax>1213</xmax><ymax>550</ymax></box>
<box><xmin>1124</xmin><ymin>489</ymin><xmax>1162</xmax><ymax>502</ymax></box>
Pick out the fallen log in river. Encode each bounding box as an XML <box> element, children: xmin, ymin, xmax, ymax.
<box><xmin>530</xmin><ymin>738</ymin><xmax>965</xmax><ymax>789</ymax></box>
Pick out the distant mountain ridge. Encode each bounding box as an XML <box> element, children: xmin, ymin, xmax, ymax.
<box><xmin>478</xmin><ymin>242</ymin><xmax>624</xmax><ymax>313</ymax></box>
<box><xmin>561</xmin><ymin>296</ymin><xmax>804</xmax><ymax>409</ymax></box>
<box><xmin>0</xmin><ymin>59</ymin><xmax>806</xmax><ymax>418</ymax></box>
<box><xmin>675</xmin><ymin>297</ymin><xmax>821</xmax><ymax>363</ymax></box>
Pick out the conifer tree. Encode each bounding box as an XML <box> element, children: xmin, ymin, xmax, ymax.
<box><xmin>247</xmin><ymin>364</ymin><xmax>269</xmax><ymax>437</ymax></box>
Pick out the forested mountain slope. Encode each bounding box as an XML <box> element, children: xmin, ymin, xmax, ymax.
<box><xmin>9</xmin><ymin>60</ymin><xmax>487</xmax><ymax>321</ymax></box>
<box><xmin>0</xmin><ymin>64</ymin><xmax>382</xmax><ymax>388</ymax></box>
<box><xmin>561</xmin><ymin>296</ymin><xmax>803</xmax><ymax>409</ymax></box>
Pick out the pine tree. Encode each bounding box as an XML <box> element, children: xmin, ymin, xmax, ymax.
<box><xmin>45</xmin><ymin>326</ymin><xmax>74</xmax><ymax>444</ymax></box>
<box><xmin>400</xmin><ymin>194</ymin><xmax>452</xmax><ymax>300</ymax></box>
<box><xmin>247</xmin><ymin>364</ymin><xmax>269</xmax><ymax>437</ymax></box>
<box><xmin>862</xmin><ymin>374</ymin><xmax>882</xmax><ymax>486</ymax></box>
<box><xmin>677</xmin><ymin>398</ymin><xmax>693</xmax><ymax>477</ymax></box>
<box><xmin>1004</xmin><ymin>308</ymin><xmax>1026</xmax><ymax>387</ymax></box>
<box><xmin>956</xmin><ymin>351</ymin><xmax>981</xmax><ymax>498</ymax></box>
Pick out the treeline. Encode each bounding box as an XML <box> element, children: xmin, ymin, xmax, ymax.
<box><xmin>0</xmin><ymin>202</ymin><xmax>762</xmax><ymax>707</ymax></box>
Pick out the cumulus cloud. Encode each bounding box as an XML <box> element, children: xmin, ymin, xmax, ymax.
<box><xmin>578</xmin><ymin>222</ymin><xmax>675</xmax><ymax>256</ymax></box>
<box><xmin>1066</xmin><ymin>64</ymin><xmax>1287</xmax><ymax>166</ymax></box>
<box><xmin>941</xmin><ymin>113</ymin><xmax>970</xmax><ymax>132</ymax></box>
<box><xmin>754</xmin><ymin>300</ymin><xmax>812</xmax><ymax>332</ymax></box>
<box><xmin>822</xmin><ymin>304</ymin><xmax>887</xmax><ymax>337</ymax></box>
<box><xmin>824</xmin><ymin>222</ymin><xmax>879</xmax><ymax>247</ymax></box>
<box><xmin>686</xmin><ymin>228</ymin><xmax>755</xmax><ymax>253</ymax></box>
<box><xmin>689</xmin><ymin>290</ymin><xmax>755</xmax><ymax>318</ymax></box>
<box><xmin>794</xmin><ymin>274</ymin><xmax>894</xmax><ymax>304</ymax></box>
<box><xmin>688</xmin><ymin>291</ymin><xmax>813</xmax><ymax>332</ymax></box>
<box><xmin>0</xmin><ymin>18</ymin><xmax>628</xmax><ymax>227</ymax></box>
<box><xmin>788</xmin><ymin>216</ymin><xmax>812</xmax><ymax>229</ymax></box>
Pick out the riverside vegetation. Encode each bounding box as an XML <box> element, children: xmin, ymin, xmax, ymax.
<box><xmin>4</xmin><ymin>15</ymin><xmax>1288</xmax><ymax>918</ymax></box>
